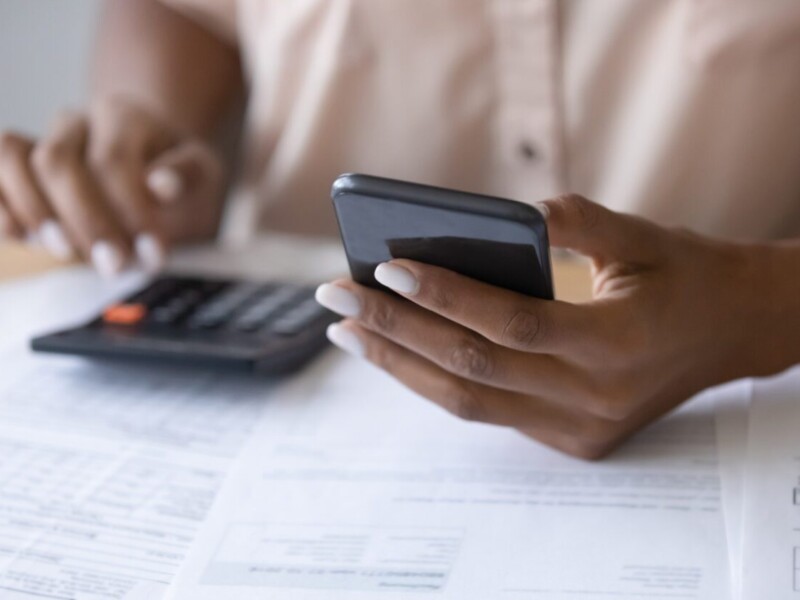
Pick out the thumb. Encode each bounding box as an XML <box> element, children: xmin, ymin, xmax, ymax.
<box><xmin>146</xmin><ymin>139</ymin><xmax>224</xmax><ymax>204</ymax></box>
<box><xmin>537</xmin><ymin>194</ymin><xmax>663</xmax><ymax>263</ymax></box>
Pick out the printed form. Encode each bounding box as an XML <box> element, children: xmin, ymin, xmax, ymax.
<box><xmin>170</xmin><ymin>354</ymin><xmax>735</xmax><ymax>600</ymax></box>
<box><xmin>714</xmin><ymin>380</ymin><xmax>751</xmax><ymax>599</ymax></box>
<box><xmin>741</xmin><ymin>366</ymin><xmax>800</xmax><ymax>600</ymax></box>
<box><xmin>0</xmin><ymin>353</ymin><xmax>270</xmax><ymax>600</ymax></box>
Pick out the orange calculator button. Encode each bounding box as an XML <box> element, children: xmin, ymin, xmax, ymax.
<box><xmin>103</xmin><ymin>303</ymin><xmax>147</xmax><ymax>325</ymax></box>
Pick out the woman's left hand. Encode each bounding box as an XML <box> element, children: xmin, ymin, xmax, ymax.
<box><xmin>315</xmin><ymin>194</ymin><xmax>796</xmax><ymax>459</ymax></box>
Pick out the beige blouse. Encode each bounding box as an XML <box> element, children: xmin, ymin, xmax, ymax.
<box><xmin>163</xmin><ymin>0</ymin><xmax>800</xmax><ymax>241</ymax></box>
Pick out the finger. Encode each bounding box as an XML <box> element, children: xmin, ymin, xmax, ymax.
<box><xmin>515</xmin><ymin>426</ymin><xmax>620</xmax><ymax>461</ymax></box>
<box><xmin>146</xmin><ymin>139</ymin><xmax>223</xmax><ymax>204</ymax></box>
<box><xmin>0</xmin><ymin>191</ymin><xmax>23</xmax><ymax>240</ymax></box>
<box><xmin>89</xmin><ymin>135</ymin><xmax>166</xmax><ymax>272</ymax></box>
<box><xmin>316</xmin><ymin>281</ymin><xmax>590</xmax><ymax>402</ymax></box>
<box><xmin>147</xmin><ymin>140</ymin><xmax>225</xmax><ymax>242</ymax></box>
<box><xmin>370</xmin><ymin>260</ymin><xmax>606</xmax><ymax>355</ymax></box>
<box><xmin>0</xmin><ymin>132</ymin><xmax>74</xmax><ymax>258</ymax></box>
<box><xmin>537</xmin><ymin>194</ymin><xmax>664</xmax><ymax>263</ymax></box>
<box><xmin>32</xmin><ymin>112</ymin><xmax>129</xmax><ymax>276</ymax></box>
<box><xmin>327</xmin><ymin>320</ymin><xmax>617</xmax><ymax>444</ymax></box>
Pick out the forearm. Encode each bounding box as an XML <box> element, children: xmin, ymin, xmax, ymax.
<box><xmin>91</xmin><ymin>0</ymin><xmax>243</xmax><ymax>139</ymax></box>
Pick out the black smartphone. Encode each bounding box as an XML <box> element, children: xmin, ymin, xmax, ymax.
<box><xmin>331</xmin><ymin>174</ymin><xmax>554</xmax><ymax>299</ymax></box>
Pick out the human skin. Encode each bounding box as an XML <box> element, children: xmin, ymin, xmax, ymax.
<box><xmin>0</xmin><ymin>0</ymin><xmax>242</xmax><ymax>276</ymax></box>
<box><xmin>1</xmin><ymin>3</ymin><xmax>798</xmax><ymax>458</ymax></box>
<box><xmin>317</xmin><ymin>195</ymin><xmax>800</xmax><ymax>459</ymax></box>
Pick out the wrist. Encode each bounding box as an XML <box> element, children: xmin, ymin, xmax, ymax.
<box><xmin>736</xmin><ymin>241</ymin><xmax>800</xmax><ymax>377</ymax></box>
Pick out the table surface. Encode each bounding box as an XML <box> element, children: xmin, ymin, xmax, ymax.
<box><xmin>0</xmin><ymin>243</ymin><xmax>65</xmax><ymax>282</ymax></box>
<box><xmin>0</xmin><ymin>242</ymin><xmax>593</xmax><ymax>302</ymax></box>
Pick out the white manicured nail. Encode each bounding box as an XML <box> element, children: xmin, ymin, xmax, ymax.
<box><xmin>91</xmin><ymin>240</ymin><xmax>125</xmax><ymax>278</ymax></box>
<box><xmin>326</xmin><ymin>323</ymin><xmax>365</xmax><ymax>358</ymax></box>
<box><xmin>38</xmin><ymin>220</ymin><xmax>74</xmax><ymax>260</ymax></box>
<box><xmin>135</xmin><ymin>233</ymin><xmax>164</xmax><ymax>272</ymax></box>
<box><xmin>534</xmin><ymin>201</ymin><xmax>550</xmax><ymax>219</ymax></box>
<box><xmin>374</xmin><ymin>263</ymin><xmax>419</xmax><ymax>295</ymax></box>
<box><xmin>147</xmin><ymin>168</ymin><xmax>183</xmax><ymax>203</ymax></box>
<box><xmin>315</xmin><ymin>283</ymin><xmax>361</xmax><ymax>317</ymax></box>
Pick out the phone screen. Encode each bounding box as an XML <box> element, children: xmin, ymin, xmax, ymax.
<box><xmin>334</xmin><ymin>191</ymin><xmax>553</xmax><ymax>299</ymax></box>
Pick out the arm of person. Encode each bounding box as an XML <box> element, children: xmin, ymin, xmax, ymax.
<box><xmin>316</xmin><ymin>194</ymin><xmax>800</xmax><ymax>459</ymax></box>
<box><xmin>0</xmin><ymin>0</ymin><xmax>244</xmax><ymax>276</ymax></box>
<box><xmin>93</xmin><ymin>0</ymin><xmax>242</xmax><ymax>138</ymax></box>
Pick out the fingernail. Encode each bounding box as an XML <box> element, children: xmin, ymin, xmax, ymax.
<box><xmin>135</xmin><ymin>233</ymin><xmax>165</xmax><ymax>273</ymax></box>
<box><xmin>374</xmin><ymin>262</ymin><xmax>419</xmax><ymax>295</ymax></box>
<box><xmin>534</xmin><ymin>201</ymin><xmax>550</xmax><ymax>219</ymax></box>
<box><xmin>147</xmin><ymin>168</ymin><xmax>183</xmax><ymax>203</ymax></box>
<box><xmin>326</xmin><ymin>323</ymin><xmax>365</xmax><ymax>358</ymax></box>
<box><xmin>91</xmin><ymin>240</ymin><xmax>125</xmax><ymax>278</ymax></box>
<box><xmin>315</xmin><ymin>283</ymin><xmax>361</xmax><ymax>317</ymax></box>
<box><xmin>38</xmin><ymin>220</ymin><xmax>74</xmax><ymax>260</ymax></box>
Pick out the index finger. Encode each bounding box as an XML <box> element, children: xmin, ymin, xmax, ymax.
<box><xmin>373</xmin><ymin>259</ymin><xmax>603</xmax><ymax>355</ymax></box>
<box><xmin>90</xmin><ymin>144</ymin><xmax>166</xmax><ymax>272</ymax></box>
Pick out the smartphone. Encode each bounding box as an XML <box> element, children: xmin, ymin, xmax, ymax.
<box><xmin>331</xmin><ymin>174</ymin><xmax>554</xmax><ymax>299</ymax></box>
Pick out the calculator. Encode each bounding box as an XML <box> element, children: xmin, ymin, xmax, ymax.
<box><xmin>31</xmin><ymin>275</ymin><xmax>338</xmax><ymax>374</ymax></box>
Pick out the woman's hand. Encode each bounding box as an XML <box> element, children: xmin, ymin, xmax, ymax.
<box><xmin>0</xmin><ymin>96</ymin><xmax>224</xmax><ymax>276</ymax></box>
<box><xmin>316</xmin><ymin>194</ymin><xmax>799</xmax><ymax>459</ymax></box>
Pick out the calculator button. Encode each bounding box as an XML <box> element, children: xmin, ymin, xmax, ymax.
<box><xmin>149</xmin><ymin>306</ymin><xmax>181</xmax><ymax>325</ymax></box>
<box><xmin>103</xmin><ymin>303</ymin><xmax>147</xmax><ymax>325</ymax></box>
<box><xmin>204</xmin><ymin>283</ymin><xmax>263</xmax><ymax>310</ymax></box>
<box><xmin>270</xmin><ymin>299</ymin><xmax>330</xmax><ymax>336</ymax></box>
<box><xmin>128</xmin><ymin>278</ymin><xmax>181</xmax><ymax>306</ymax></box>
<box><xmin>186</xmin><ymin>314</ymin><xmax>227</xmax><ymax>330</ymax></box>
<box><xmin>147</xmin><ymin>289</ymin><xmax>205</xmax><ymax>325</ymax></box>
<box><xmin>187</xmin><ymin>284</ymin><xmax>260</xmax><ymax>329</ymax></box>
<box><xmin>230</xmin><ymin>286</ymin><xmax>304</xmax><ymax>332</ymax></box>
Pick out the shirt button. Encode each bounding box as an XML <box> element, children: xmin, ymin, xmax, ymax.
<box><xmin>518</xmin><ymin>140</ymin><xmax>540</xmax><ymax>162</ymax></box>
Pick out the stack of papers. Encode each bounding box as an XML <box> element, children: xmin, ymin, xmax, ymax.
<box><xmin>170</xmin><ymin>356</ymin><xmax>737</xmax><ymax>599</ymax></box>
<box><xmin>0</xmin><ymin>238</ymin><xmax>797</xmax><ymax>599</ymax></box>
<box><xmin>741</xmin><ymin>372</ymin><xmax>800</xmax><ymax>598</ymax></box>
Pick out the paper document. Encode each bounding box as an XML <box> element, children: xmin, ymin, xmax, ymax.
<box><xmin>0</xmin><ymin>352</ymin><xmax>270</xmax><ymax>600</ymax></box>
<box><xmin>741</xmin><ymin>366</ymin><xmax>800</xmax><ymax>599</ymax></box>
<box><xmin>714</xmin><ymin>380</ymin><xmax>751</xmax><ymax>599</ymax></box>
<box><xmin>171</xmin><ymin>354</ymin><xmax>733</xmax><ymax>599</ymax></box>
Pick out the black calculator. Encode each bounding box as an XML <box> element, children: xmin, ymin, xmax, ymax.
<box><xmin>31</xmin><ymin>275</ymin><xmax>338</xmax><ymax>374</ymax></box>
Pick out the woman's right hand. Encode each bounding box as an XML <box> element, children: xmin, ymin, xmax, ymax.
<box><xmin>0</xmin><ymin>96</ymin><xmax>225</xmax><ymax>276</ymax></box>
